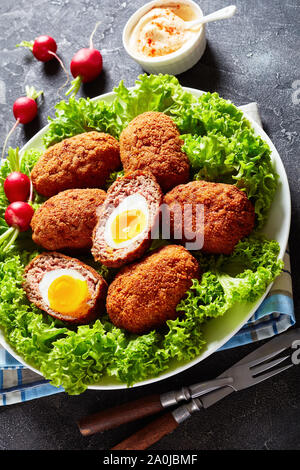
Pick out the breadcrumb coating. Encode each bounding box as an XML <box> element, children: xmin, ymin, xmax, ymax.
<box><xmin>120</xmin><ymin>111</ymin><xmax>190</xmax><ymax>192</ymax></box>
<box><xmin>31</xmin><ymin>131</ymin><xmax>120</xmax><ymax>197</ymax></box>
<box><xmin>106</xmin><ymin>245</ymin><xmax>199</xmax><ymax>333</ymax></box>
<box><xmin>31</xmin><ymin>188</ymin><xmax>106</xmax><ymax>251</ymax></box>
<box><xmin>164</xmin><ymin>180</ymin><xmax>255</xmax><ymax>255</ymax></box>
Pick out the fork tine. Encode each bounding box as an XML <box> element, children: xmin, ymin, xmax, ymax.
<box><xmin>251</xmin><ymin>355</ymin><xmax>290</xmax><ymax>376</ymax></box>
<box><xmin>246</xmin><ymin>347</ymin><xmax>287</xmax><ymax>368</ymax></box>
<box><xmin>234</xmin><ymin>330</ymin><xmax>300</xmax><ymax>370</ymax></box>
<box><xmin>250</xmin><ymin>363</ymin><xmax>293</xmax><ymax>386</ymax></box>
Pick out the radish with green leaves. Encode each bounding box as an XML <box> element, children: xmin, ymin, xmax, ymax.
<box><xmin>0</xmin><ymin>148</ymin><xmax>35</xmax><ymax>252</ymax></box>
<box><xmin>4</xmin><ymin>172</ymin><xmax>31</xmax><ymax>203</ymax></box>
<box><xmin>1</xmin><ymin>86</ymin><xmax>43</xmax><ymax>163</ymax></box>
<box><xmin>17</xmin><ymin>35</ymin><xmax>69</xmax><ymax>86</ymax></box>
<box><xmin>5</xmin><ymin>201</ymin><xmax>34</xmax><ymax>232</ymax></box>
<box><xmin>17</xmin><ymin>35</ymin><xmax>58</xmax><ymax>62</ymax></box>
<box><xmin>3</xmin><ymin>148</ymin><xmax>33</xmax><ymax>204</ymax></box>
<box><xmin>66</xmin><ymin>22</ymin><xmax>103</xmax><ymax>97</ymax></box>
<box><xmin>1</xmin><ymin>200</ymin><xmax>34</xmax><ymax>251</ymax></box>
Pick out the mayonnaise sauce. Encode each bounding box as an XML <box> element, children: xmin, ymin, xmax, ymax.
<box><xmin>129</xmin><ymin>3</ymin><xmax>201</xmax><ymax>58</ymax></box>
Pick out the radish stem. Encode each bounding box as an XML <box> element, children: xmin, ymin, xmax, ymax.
<box><xmin>89</xmin><ymin>21</ymin><xmax>101</xmax><ymax>49</ymax></box>
<box><xmin>7</xmin><ymin>147</ymin><xmax>21</xmax><ymax>172</ymax></box>
<box><xmin>4</xmin><ymin>227</ymin><xmax>19</xmax><ymax>252</ymax></box>
<box><xmin>25</xmin><ymin>86</ymin><xmax>43</xmax><ymax>101</ymax></box>
<box><xmin>0</xmin><ymin>226</ymin><xmax>14</xmax><ymax>244</ymax></box>
<box><xmin>48</xmin><ymin>51</ymin><xmax>70</xmax><ymax>90</ymax></box>
<box><xmin>28</xmin><ymin>179</ymin><xmax>33</xmax><ymax>204</ymax></box>
<box><xmin>1</xmin><ymin>119</ymin><xmax>20</xmax><ymax>164</ymax></box>
<box><xmin>16</xmin><ymin>40</ymin><xmax>34</xmax><ymax>51</ymax></box>
<box><xmin>65</xmin><ymin>76</ymin><xmax>82</xmax><ymax>98</ymax></box>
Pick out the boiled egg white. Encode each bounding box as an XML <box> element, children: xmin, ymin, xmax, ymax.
<box><xmin>39</xmin><ymin>269</ymin><xmax>90</xmax><ymax>316</ymax></box>
<box><xmin>104</xmin><ymin>194</ymin><xmax>149</xmax><ymax>249</ymax></box>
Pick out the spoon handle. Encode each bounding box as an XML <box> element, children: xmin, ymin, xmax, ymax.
<box><xmin>187</xmin><ymin>5</ymin><xmax>237</xmax><ymax>28</ymax></box>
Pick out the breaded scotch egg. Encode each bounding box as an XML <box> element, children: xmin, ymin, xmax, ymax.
<box><xmin>23</xmin><ymin>252</ymin><xmax>107</xmax><ymax>324</ymax></box>
<box><xmin>31</xmin><ymin>188</ymin><xmax>106</xmax><ymax>252</ymax></box>
<box><xmin>119</xmin><ymin>111</ymin><xmax>190</xmax><ymax>192</ymax></box>
<box><xmin>31</xmin><ymin>131</ymin><xmax>120</xmax><ymax>197</ymax></box>
<box><xmin>106</xmin><ymin>245</ymin><xmax>200</xmax><ymax>334</ymax></box>
<box><xmin>164</xmin><ymin>180</ymin><xmax>255</xmax><ymax>255</ymax></box>
<box><xmin>92</xmin><ymin>170</ymin><xmax>163</xmax><ymax>268</ymax></box>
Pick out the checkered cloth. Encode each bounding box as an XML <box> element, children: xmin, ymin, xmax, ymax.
<box><xmin>0</xmin><ymin>103</ymin><xmax>295</xmax><ymax>405</ymax></box>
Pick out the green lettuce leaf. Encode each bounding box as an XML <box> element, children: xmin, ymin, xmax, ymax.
<box><xmin>43</xmin><ymin>97</ymin><xmax>122</xmax><ymax>148</ymax></box>
<box><xmin>177</xmin><ymin>236</ymin><xmax>284</xmax><ymax>320</ymax></box>
<box><xmin>182</xmin><ymin>130</ymin><xmax>277</xmax><ymax>228</ymax></box>
<box><xmin>105</xmin><ymin>169</ymin><xmax>125</xmax><ymax>190</ymax></box>
<box><xmin>112</xmin><ymin>73</ymin><xmax>196</xmax><ymax>129</ymax></box>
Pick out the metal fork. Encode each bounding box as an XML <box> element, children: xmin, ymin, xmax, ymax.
<box><xmin>111</xmin><ymin>329</ymin><xmax>299</xmax><ymax>450</ymax></box>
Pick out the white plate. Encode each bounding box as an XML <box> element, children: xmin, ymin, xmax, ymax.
<box><xmin>0</xmin><ymin>87</ymin><xmax>291</xmax><ymax>390</ymax></box>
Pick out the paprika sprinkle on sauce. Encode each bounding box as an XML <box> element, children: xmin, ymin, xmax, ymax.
<box><xmin>129</xmin><ymin>3</ymin><xmax>201</xmax><ymax>58</ymax></box>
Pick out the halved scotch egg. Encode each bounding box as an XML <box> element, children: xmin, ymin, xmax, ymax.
<box><xmin>23</xmin><ymin>252</ymin><xmax>107</xmax><ymax>324</ymax></box>
<box><xmin>39</xmin><ymin>269</ymin><xmax>90</xmax><ymax>316</ymax></box>
<box><xmin>92</xmin><ymin>171</ymin><xmax>163</xmax><ymax>268</ymax></box>
<box><xmin>104</xmin><ymin>193</ymin><xmax>149</xmax><ymax>249</ymax></box>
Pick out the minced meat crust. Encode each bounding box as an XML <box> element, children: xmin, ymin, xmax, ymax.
<box><xmin>163</xmin><ymin>180</ymin><xmax>255</xmax><ymax>255</ymax></box>
<box><xmin>31</xmin><ymin>131</ymin><xmax>120</xmax><ymax>197</ymax></box>
<box><xmin>31</xmin><ymin>188</ymin><xmax>107</xmax><ymax>251</ymax></box>
<box><xmin>106</xmin><ymin>245</ymin><xmax>200</xmax><ymax>334</ymax></box>
<box><xmin>119</xmin><ymin>111</ymin><xmax>190</xmax><ymax>192</ymax></box>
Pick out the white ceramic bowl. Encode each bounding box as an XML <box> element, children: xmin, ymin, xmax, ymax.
<box><xmin>122</xmin><ymin>0</ymin><xmax>207</xmax><ymax>75</ymax></box>
<box><xmin>0</xmin><ymin>87</ymin><xmax>291</xmax><ymax>391</ymax></box>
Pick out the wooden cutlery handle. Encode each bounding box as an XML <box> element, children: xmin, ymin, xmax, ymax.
<box><xmin>111</xmin><ymin>411</ymin><xmax>178</xmax><ymax>450</ymax></box>
<box><xmin>78</xmin><ymin>393</ymin><xmax>163</xmax><ymax>436</ymax></box>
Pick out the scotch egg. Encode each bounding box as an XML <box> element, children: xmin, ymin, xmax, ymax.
<box><xmin>23</xmin><ymin>252</ymin><xmax>107</xmax><ymax>324</ymax></box>
<box><xmin>92</xmin><ymin>171</ymin><xmax>163</xmax><ymax>268</ymax></box>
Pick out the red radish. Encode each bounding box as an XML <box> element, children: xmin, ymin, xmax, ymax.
<box><xmin>4</xmin><ymin>172</ymin><xmax>31</xmax><ymax>203</ymax></box>
<box><xmin>32</xmin><ymin>35</ymin><xmax>57</xmax><ymax>62</ymax></box>
<box><xmin>17</xmin><ymin>35</ymin><xmax>69</xmax><ymax>86</ymax></box>
<box><xmin>70</xmin><ymin>48</ymin><xmax>103</xmax><ymax>83</ymax></box>
<box><xmin>66</xmin><ymin>22</ymin><xmax>103</xmax><ymax>97</ymax></box>
<box><xmin>0</xmin><ymin>148</ymin><xmax>35</xmax><ymax>252</ymax></box>
<box><xmin>12</xmin><ymin>86</ymin><xmax>42</xmax><ymax>124</ymax></box>
<box><xmin>5</xmin><ymin>201</ymin><xmax>34</xmax><ymax>232</ymax></box>
<box><xmin>1</xmin><ymin>86</ymin><xmax>43</xmax><ymax>163</ymax></box>
<box><xmin>17</xmin><ymin>35</ymin><xmax>57</xmax><ymax>62</ymax></box>
<box><xmin>13</xmin><ymin>96</ymin><xmax>38</xmax><ymax>124</ymax></box>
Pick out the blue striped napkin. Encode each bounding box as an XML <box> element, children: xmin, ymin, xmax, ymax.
<box><xmin>0</xmin><ymin>103</ymin><xmax>295</xmax><ymax>405</ymax></box>
<box><xmin>220</xmin><ymin>249</ymin><xmax>294</xmax><ymax>349</ymax></box>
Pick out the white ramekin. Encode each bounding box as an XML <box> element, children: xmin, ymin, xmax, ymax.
<box><xmin>122</xmin><ymin>0</ymin><xmax>206</xmax><ymax>75</ymax></box>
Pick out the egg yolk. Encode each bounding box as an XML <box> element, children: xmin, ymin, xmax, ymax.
<box><xmin>111</xmin><ymin>209</ymin><xmax>147</xmax><ymax>244</ymax></box>
<box><xmin>48</xmin><ymin>275</ymin><xmax>90</xmax><ymax>316</ymax></box>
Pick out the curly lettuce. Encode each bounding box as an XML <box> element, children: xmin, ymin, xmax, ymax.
<box><xmin>177</xmin><ymin>236</ymin><xmax>283</xmax><ymax>320</ymax></box>
<box><xmin>43</xmin><ymin>97</ymin><xmax>122</xmax><ymax>148</ymax></box>
<box><xmin>182</xmin><ymin>130</ymin><xmax>277</xmax><ymax>228</ymax></box>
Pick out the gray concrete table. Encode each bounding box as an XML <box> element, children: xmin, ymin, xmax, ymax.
<box><xmin>0</xmin><ymin>0</ymin><xmax>299</xmax><ymax>451</ymax></box>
